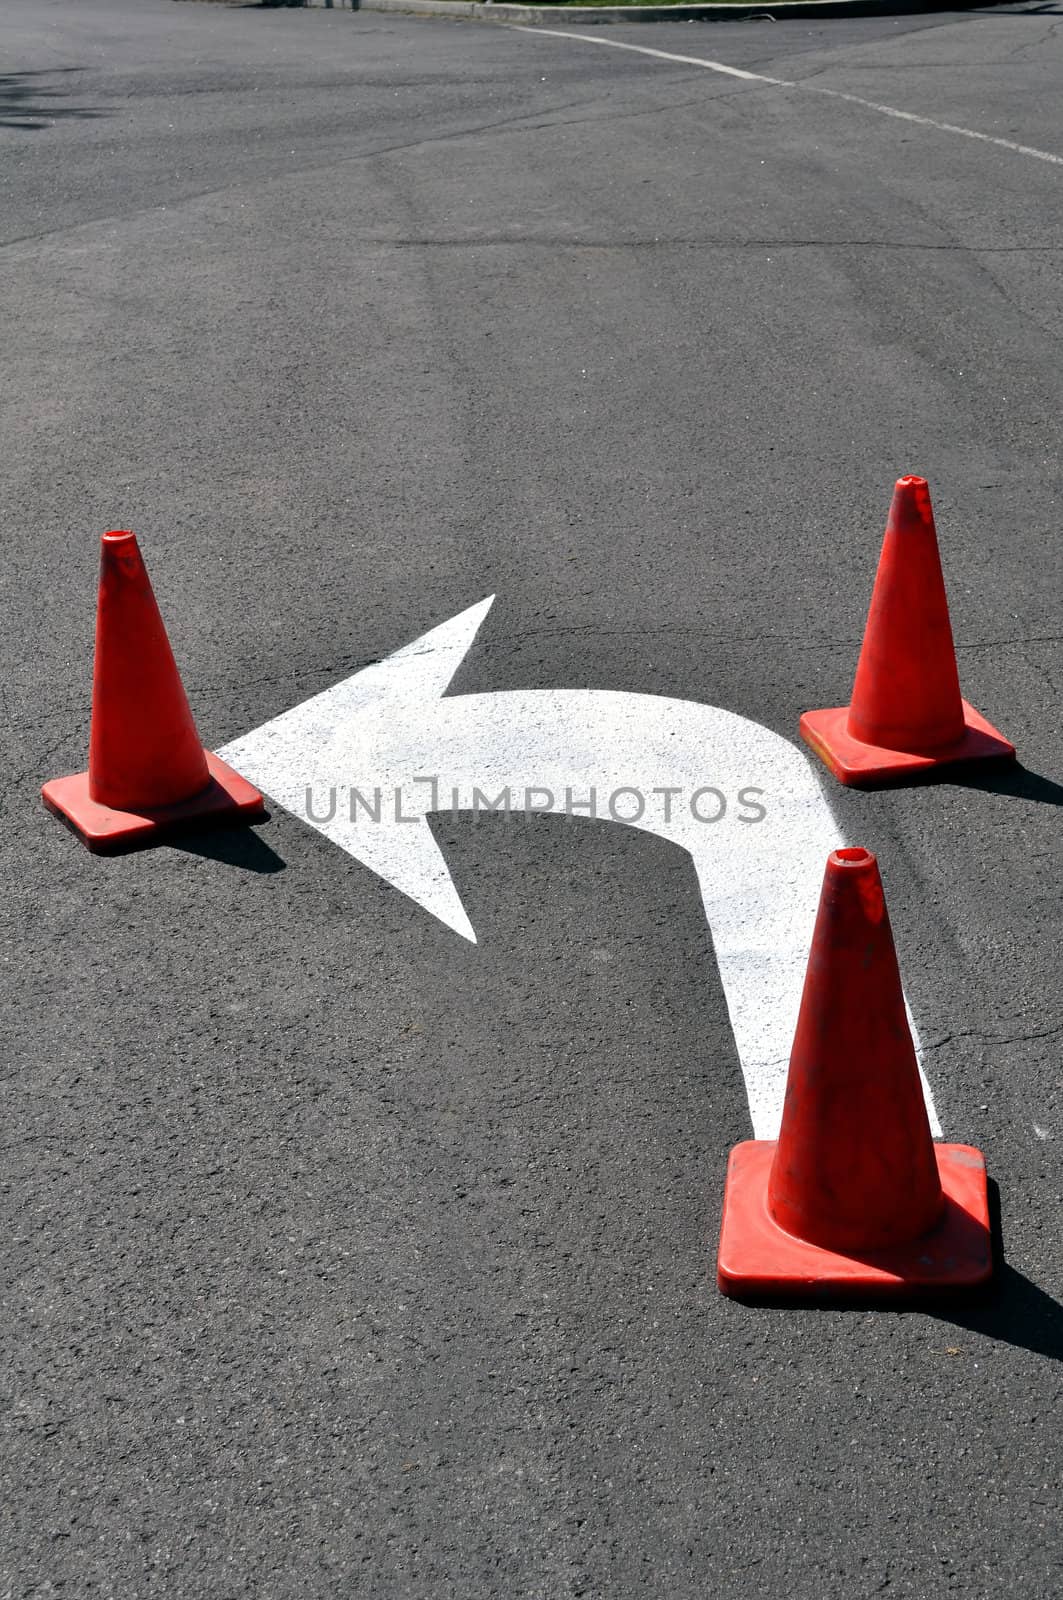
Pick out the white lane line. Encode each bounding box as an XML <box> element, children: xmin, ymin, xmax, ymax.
<box><xmin>810</xmin><ymin>83</ymin><xmax>1063</xmax><ymax>166</ymax></box>
<box><xmin>516</xmin><ymin>27</ymin><xmax>1063</xmax><ymax>169</ymax></box>
<box><xmin>220</xmin><ymin>596</ymin><xmax>943</xmax><ymax>1141</ymax></box>
<box><xmin>516</xmin><ymin>28</ymin><xmax>798</xmax><ymax>83</ymax></box>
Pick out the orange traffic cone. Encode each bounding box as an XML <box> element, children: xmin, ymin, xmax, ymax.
<box><xmin>800</xmin><ymin>476</ymin><xmax>1015</xmax><ymax>785</ymax></box>
<box><xmin>42</xmin><ymin>531</ymin><xmax>263</xmax><ymax>851</ymax></box>
<box><xmin>716</xmin><ymin>847</ymin><xmax>992</xmax><ymax>1299</ymax></box>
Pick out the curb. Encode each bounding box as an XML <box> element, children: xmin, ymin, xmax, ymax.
<box><xmin>207</xmin><ymin>0</ymin><xmax>1000</xmax><ymax>23</ymax></box>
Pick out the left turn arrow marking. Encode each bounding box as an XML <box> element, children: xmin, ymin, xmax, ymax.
<box><xmin>218</xmin><ymin>598</ymin><xmax>940</xmax><ymax>1139</ymax></box>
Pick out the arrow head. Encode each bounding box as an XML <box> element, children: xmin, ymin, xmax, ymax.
<box><xmin>217</xmin><ymin>597</ymin><xmax>495</xmax><ymax>943</ymax></box>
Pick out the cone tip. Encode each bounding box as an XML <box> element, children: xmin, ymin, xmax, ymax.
<box><xmin>826</xmin><ymin>846</ymin><xmax>886</xmax><ymax>920</ymax></box>
<box><xmin>829</xmin><ymin>845</ymin><xmax>875</xmax><ymax>870</ymax></box>
<box><xmin>99</xmin><ymin>529</ymin><xmax>144</xmax><ymax>579</ymax></box>
<box><xmin>891</xmin><ymin>474</ymin><xmax>934</xmax><ymax>523</ymax></box>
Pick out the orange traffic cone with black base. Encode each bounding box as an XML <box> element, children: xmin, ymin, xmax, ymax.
<box><xmin>42</xmin><ymin>531</ymin><xmax>263</xmax><ymax>852</ymax></box>
<box><xmin>800</xmin><ymin>476</ymin><xmax>1015</xmax><ymax>785</ymax></box>
<box><xmin>716</xmin><ymin>846</ymin><xmax>992</xmax><ymax>1300</ymax></box>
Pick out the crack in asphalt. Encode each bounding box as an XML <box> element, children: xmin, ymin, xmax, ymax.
<box><xmin>0</xmin><ymin>92</ymin><xmax>640</xmax><ymax>253</ymax></box>
<box><xmin>1003</xmin><ymin>18</ymin><xmax>1063</xmax><ymax>56</ymax></box>
<box><xmin>511</xmin><ymin>81</ymin><xmax>748</xmax><ymax>134</ymax></box>
<box><xmin>794</xmin><ymin>51</ymin><xmax>1061</xmax><ymax>75</ymax></box>
<box><xmin>4</xmin><ymin>629</ymin><xmax>1059</xmax><ymax>735</ymax></box>
<box><xmin>962</xmin><ymin>247</ymin><xmax>1063</xmax><ymax>348</ymax></box>
<box><xmin>366</xmin><ymin>235</ymin><xmax>1063</xmax><ymax>251</ymax></box>
<box><xmin>955</xmin><ymin>634</ymin><xmax>1063</xmax><ymax>651</ymax></box>
<box><xmin>926</xmin><ymin>1018</ymin><xmax>1063</xmax><ymax>1050</ymax></box>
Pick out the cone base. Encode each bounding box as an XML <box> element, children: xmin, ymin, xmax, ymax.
<box><xmin>42</xmin><ymin>752</ymin><xmax>265</xmax><ymax>854</ymax></box>
<box><xmin>717</xmin><ymin>1140</ymin><xmax>992</xmax><ymax>1301</ymax></box>
<box><xmin>799</xmin><ymin>699</ymin><xmax>1014</xmax><ymax>787</ymax></box>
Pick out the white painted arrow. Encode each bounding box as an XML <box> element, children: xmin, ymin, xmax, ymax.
<box><xmin>218</xmin><ymin>597</ymin><xmax>940</xmax><ymax>1139</ymax></box>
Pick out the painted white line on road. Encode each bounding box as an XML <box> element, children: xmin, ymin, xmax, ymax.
<box><xmin>516</xmin><ymin>28</ymin><xmax>797</xmax><ymax>83</ymax></box>
<box><xmin>517</xmin><ymin>27</ymin><xmax>1063</xmax><ymax>170</ymax></box>
<box><xmin>219</xmin><ymin>597</ymin><xmax>942</xmax><ymax>1141</ymax></box>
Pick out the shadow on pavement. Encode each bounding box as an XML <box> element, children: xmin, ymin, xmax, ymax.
<box><xmin>726</xmin><ymin>1182</ymin><xmax>1063</xmax><ymax>1361</ymax></box>
<box><xmin>945</xmin><ymin>761</ymin><xmax>1063</xmax><ymax>807</ymax></box>
<box><xmin>935</xmin><ymin>1261</ymin><xmax>1063</xmax><ymax>1363</ymax></box>
<box><xmin>931</xmin><ymin>1179</ymin><xmax>1063</xmax><ymax>1363</ymax></box>
<box><xmin>168</xmin><ymin>821</ymin><xmax>287</xmax><ymax>875</ymax></box>
<box><xmin>0</xmin><ymin>69</ymin><xmax>110</xmax><ymax>132</ymax></box>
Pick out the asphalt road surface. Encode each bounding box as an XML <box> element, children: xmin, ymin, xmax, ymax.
<box><xmin>3</xmin><ymin>0</ymin><xmax>1062</xmax><ymax>1595</ymax></box>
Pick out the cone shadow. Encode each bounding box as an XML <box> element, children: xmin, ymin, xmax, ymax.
<box><xmin>845</xmin><ymin>757</ymin><xmax>1061</xmax><ymax>800</ymax></box>
<box><xmin>168</xmin><ymin>820</ymin><xmax>286</xmax><ymax>875</ymax></box>
<box><xmin>931</xmin><ymin>1262</ymin><xmax>1063</xmax><ymax>1362</ymax></box>
<box><xmin>943</xmin><ymin>762</ymin><xmax>1063</xmax><ymax>808</ymax></box>
<box><xmin>929</xmin><ymin>1179</ymin><xmax>1063</xmax><ymax>1362</ymax></box>
<box><xmin>719</xmin><ymin>1180</ymin><xmax>1063</xmax><ymax>1358</ymax></box>
<box><xmin>815</xmin><ymin>749</ymin><xmax>1018</xmax><ymax>793</ymax></box>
